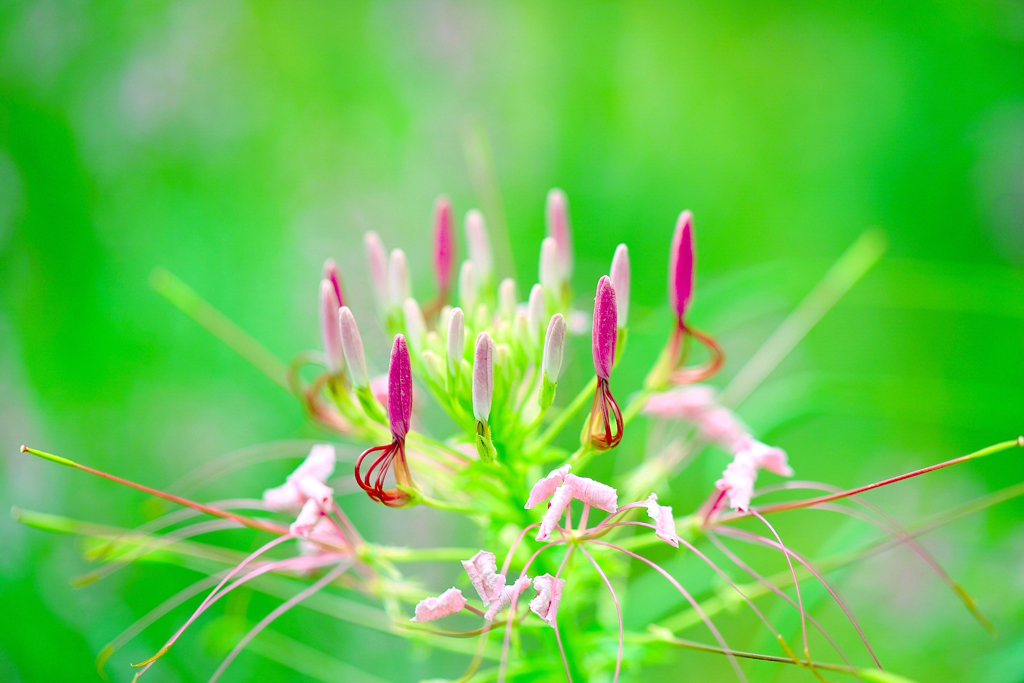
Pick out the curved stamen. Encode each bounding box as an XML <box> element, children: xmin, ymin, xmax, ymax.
<box><xmin>670</xmin><ymin>324</ymin><xmax>725</xmax><ymax>385</ymax></box>
<box><xmin>355</xmin><ymin>439</ymin><xmax>412</xmax><ymax>507</ymax></box>
<box><xmin>587</xmin><ymin>378</ymin><xmax>624</xmax><ymax>450</ymax></box>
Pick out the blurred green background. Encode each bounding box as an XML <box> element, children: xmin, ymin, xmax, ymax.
<box><xmin>1</xmin><ymin>1</ymin><xmax>1023</xmax><ymax>681</ymax></box>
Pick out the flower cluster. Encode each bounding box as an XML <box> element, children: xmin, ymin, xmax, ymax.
<box><xmin>15</xmin><ymin>188</ymin><xmax>1020</xmax><ymax>683</ymax></box>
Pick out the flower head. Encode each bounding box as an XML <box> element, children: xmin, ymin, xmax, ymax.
<box><xmin>586</xmin><ymin>277</ymin><xmax>623</xmax><ymax>450</ymax></box>
<box><xmin>527</xmin><ymin>467</ymin><xmax>618</xmax><ymax>541</ymax></box>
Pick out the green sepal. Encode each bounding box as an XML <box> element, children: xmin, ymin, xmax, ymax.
<box><xmin>476</xmin><ymin>420</ymin><xmax>497</xmax><ymax>463</ymax></box>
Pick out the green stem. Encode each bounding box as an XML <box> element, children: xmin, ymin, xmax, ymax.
<box><xmin>150</xmin><ymin>267</ymin><xmax>290</xmax><ymax>391</ymax></box>
<box><xmin>372</xmin><ymin>546</ymin><xmax>481</xmax><ymax>563</ymax></box>
<box><xmin>528</xmin><ymin>376</ymin><xmax>598</xmax><ymax>453</ymax></box>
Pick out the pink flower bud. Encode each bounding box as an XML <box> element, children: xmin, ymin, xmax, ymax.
<box><xmin>591</xmin><ymin>276</ymin><xmax>617</xmax><ymax>380</ymax></box>
<box><xmin>338</xmin><ymin>306</ymin><xmax>369</xmax><ymax>389</ymax></box>
<box><xmin>644</xmin><ymin>493</ymin><xmax>678</xmax><ymax>548</ymax></box>
<box><xmin>458</xmin><ymin>260</ymin><xmax>478</xmax><ymax>312</ymax></box>
<box><xmin>364</xmin><ymin>231</ymin><xmax>389</xmax><ymax>310</ymax></box>
<box><xmin>465</xmin><ymin>209</ymin><xmax>492</xmax><ymax>279</ymax></box>
<box><xmin>319</xmin><ymin>280</ymin><xmax>344</xmax><ymax>375</ymax></box>
<box><xmin>388</xmin><ymin>334</ymin><xmax>413</xmax><ymax>441</ymax></box>
<box><xmin>433</xmin><ymin>196</ymin><xmax>455</xmax><ymax>294</ymax></box>
<box><xmin>322</xmin><ymin>258</ymin><xmax>345</xmax><ymax>308</ymax></box>
<box><xmin>461</xmin><ymin>550</ymin><xmax>506</xmax><ymax>606</ymax></box>
<box><xmin>472</xmin><ymin>332</ymin><xmax>495</xmax><ymax>422</ymax></box>
<box><xmin>539</xmin><ymin>237</ymin><xmax>560</xmax><ymax>292</ymax></box>
<box><xmin>446</xmin><ymin>307</ymin><xmax>465</xmax><ymax>375</ymax></box>
<box><xmin>411</xmin><ymin>587</ymin><xmax>466</xmax><ymax>622</ymax></box>
<box><xmin>609</xmin><ymin>244</ymin><xmax>630</xmax><ymax>329</ymax></box>
<box><xmin>541</xmin><ymin>314</ymin><xmax>567</xmax><ymax>382</ymax></box>
<box><xmin>403</xmin><ymin>298</ymin><xmax>427</xmax><ymax>355</ymax></box>
<box><xmin>388</xmin><ymin>249</ymin><xmax>410</xmax><ymax>308</ymax></box>
<box><xmin>545</xmin><ymin>188</ymin><xmax>573</xmax><ymax>281</ymax></box>
<box><xmin>530</xmin><ymin>574</ymin><xmax>566</xmax><ymax>628</ymax></box>
<box><xmin>668</xmin><ymin>210</ymin><xmax>695</xmax><ymax>321</ymax></box>
<box><xmin>498</xmin><ymin>278</ymin><xmax>517</xmax><ymax>320</ymax></box>
<box><xmin>527</xmin><ymin>284</ymin><xmax>546</xmax><ymax>336</ymax></box>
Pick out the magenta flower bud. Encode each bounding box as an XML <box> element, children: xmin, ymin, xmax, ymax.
<box><xmin>527</xmin><ymin>284</ymin><xmax>546</xmax><ymax>336</ymax></box>
<box><xmin>319</xmin><ymin>279</ymin><xmax>344</xmax><ymax>375</ymax></box>
<box><xmin>388</xmin><ymin>334</ymin><xmax>413</xmax><ymax>441</ymax></box>
<box><xmin>542</xmin><ymin>313</ymin><xmax>567</xmax><ymax>382</ymax></box>
<box><xmin>609</xmin><ymin>244</ymin><xmax>630</xmax><ymax>329</ymax></box>
<box><xmin>446</xmin><ymin>307</ymin><xmax>465</xmax><ymax>375</ymax></box>
<box><xmin>465</xmin><ymin>209</ymin><xmax>493</xmax><ymax>280</ymax></box>
<box><xmin>388</xmin><ymin>249</ymin><xmax>410</xmax><ymax>309</ymax></box>
<box><xmin>591</xmin><ymin>276</ymin><xmax>617</xmax><ymax>380</ymax></box>
<box><xmin>458</xmin><ymin>260</ymin><xmax>478</xmax><ymax>313</ymax></box>
<box><xmin>338</xmin><ymin>306</ymin><xmax>368</xmax><ymax>388</ymax></box>
<box><xmin>545</xmin><ymin>188</ymin><xmax>573</xmax><ymax>281</ymax></box>
<box><xmin>472</xmin><ymin>332</ymin><xmax>495</xmax><ymax>422</ymax></box>
<box><xmin>498</xmin><ymin>278</ymin><xmax>517</xmax><ymax>320</ymax></box>
<box><xmin>322</xmin><ymin>258</ymin><xmax>345</xmax><ymax>308</ymax></box>
<box><xmin>668</xmin><ymin>210</ymin><xmax>695</xmax><ymax>321</ymax></box>
<box><xmin>538</xmin><ymin>237</ymin><xmax>559</xmax><ymax>292</ymax></box>
<box><xmin>364</xmin><ymin>231</ymin><xmax>389</xmax><ymax>309</ymax></box>
<box><xmin>433</xmin><ymin>196</ymin><xmax>455</xmax><ymax>294</ymax></box>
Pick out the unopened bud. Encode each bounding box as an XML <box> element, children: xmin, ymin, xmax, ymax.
<box><xmin>669</xmin><ymin>211</ymin><xmax>695</xmax><ymax>321</ymax></box>
<box><xmin>458</xmin><ymin>260</ymin><xmax>478</xmax><ymax>313</ymax></box>
<box><xmin>498</xmin><ymin>278</ymin><xmax>517</xmax><ymax>320</ymax></box>
<box><xmin>542</xmin><ymin>313</ymin><xmax>567</xmax><ymax>391</ymax></box>
<box><xmin>339</xmin><ymin>306</ymin><xmax>368</xmax><ymax>388</ymax></box>
<box><xmin>322</xmin><ymin>258</ymin><xmax>345</xmax><ymax>308</ymax></box>
<box><xmin>539</xmin><ymin>237</ymin><xmax>559</xmax><ymax>292</ymax></box>
<box><xmin>610</xmin><ymin>244</ymin><xmax>630</xmax><ymax>329</ymax></box>
<box><xmin>545</xmin><ymin>188</ymin><xmax>573</xmax><ymax>281</ymax></box>
<box><xmin>388</xmin><ymin>249</ymin><xmax>410</xmax><ymax>310</ymax></box>
<box><xmin>388</xmin><ymin>335</ymin><xmax>413</xmax><ymax>441</ymax></box>
<box><xmin>592</xmin><ymin>276</ymin><xmax>617</xmax><ymax>380</ymax></box>
<box><xmin>364</xmin><ymin>231</ymin><xmax>389</xmax><ymax>311</ymax></box>
<box><xmin>472</xmin><ymin>332</ymin><xmax>495</xmax><ymax>422</ymax></box>
<box><xmin>465</xmin><ymin>210</ymin><xmax>493</xmax><ymax>280</ymax></box>
<box><xmin>527</xmin><ymin>284</ymin><xmax>546</xmax><ymax>338</ymax></box>
<box><xmin>433</xmin><ymin>196</ymin><xmax>455</xmax><ymax>295</ymax></box>
<box><xmin>403</xmin><ymin>298</ymin><xmax>427</xmax><ymax>356</ymax></box>
<box><xmin>446</xmin><ymin>307</ymin><xmax>465</xmax><ymax>376</ymax></box>
<box><xmin>320</xmin><ymin>280</ymin><xmax>344</xmax><ymax>375</ymax></box>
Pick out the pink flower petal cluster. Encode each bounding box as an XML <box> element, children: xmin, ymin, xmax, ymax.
<box><xmin>461</xmin><ymin>550</ymin><xmax>507</xmax><ymax>607</ymax></box>
<box><xmin>525</xmin><ymin>466</ymin><xmax>618</xmax><ymax>540</ymax></box>
<box><xmin>716</xmin><ymin>439</ymin><xmax>794</xmax><ymax>511</ymax></box>
<box><xmin>262</xmin><ymin>445</ymin><xmax>336</xmax><ymax>514</ymax></box>
<box><xmin>484</xmin><ymin>576</ymin><xmax>532</xmax><ymax>621</ymax></box>
<box><xmin>644</xmin><ymin>493</ymin><xmax>679</xmax><ymax>548</ymax></box>
<box><xmin>529</xmin><ymin>574</ymin><xmax>565</xmax><ymax>627</ymax></box>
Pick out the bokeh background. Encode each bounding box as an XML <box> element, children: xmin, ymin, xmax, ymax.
<box><xmin>1</xmin><ymin>1</ymin><xmax>1023</xmax><ymax>681</ymax></box>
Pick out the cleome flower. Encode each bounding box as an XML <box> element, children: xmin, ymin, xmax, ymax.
<box><xmin>15</xmin><ymin>186</ymin><xmax>1019</xmax><ymax>683</ymax></box>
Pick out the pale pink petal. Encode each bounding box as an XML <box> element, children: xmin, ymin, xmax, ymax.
<box><xmin>564</xmin><ymin>474</ymin><xmax>617</xmax><ymax>513</ymax></box>
<box><xmin>716</xmin><ymin>454</ymin><xmax>757</xmax><ymax>511</ymax></box>
<box><xmin>644</xmin><ymin>493</ymin><xmax>679</xmax><ymax>548</ymax></box>
<box><xmin>525</xmin><ymin>465</ymin><xmax>571</xmax><ymax>509</ymax></box>
<box><xmin>537</xmin><ymin>485</ymin><xmax>574</xmax><ymax>541</ymax></box>
<box><xmin>484</xmin><ymin>576</ymin><xmax>531</xmax><ymax>621</ymax></box>
<box><xmin>745</xmin><ymin>440</ymin><xmax>794</xmax><ymax>477</ymax></box>
<box><xmin>411</xmin><ymin>587</ymin><xmax>467</xmax><ymax>622</ymax></box>
<box><xmin>698</xmin><ymin>407</ymin><xmax>747</xmax><ymax>452</ymax></box>
<box><xmin>530</xmin><ymin>574</ymin><xmax>566</xmax><ymax>627</ymax></box>
<box><xmin>643</xmin><ymin>386</ymin><xmax>717</xmax><ymax>421</ymax></box>
<box><xmin>296</xmin><ymin>476</ymin><xmax>334</xmax><ymax>509</ymax></box>
<box><xmin>261</xmin><ymin>482</ymin><xmax>302</xmax><ymax>513</ymax></box>
<box><xmin>292</xmin><ymin>444</ymin><xmax>336</xmax><ymax>482</ymax></box>
<box><xmin>298</xmin><ymin>517</ymin><xmax>345</xmax><ymax>557</ymax></box>
<box><xmin>289</xmin><ymin>498</ymin><xmax>321</xmax><ymax>538</ymax></box>
<box><xmin>461</xmin><ymin>550</ymin><xmax>506</xmax><ymax>606</ymax></box>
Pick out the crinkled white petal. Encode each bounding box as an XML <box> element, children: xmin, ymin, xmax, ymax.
<box><xmin>529</xmin><ymin>574</ymin><xmax>566</xmax><ymax>628</ymax></box>
<box><xmin>644</xmin><ymin>493</ymin><xmax>679</xmax><ymax>548</ymax></box>
<box><xmin>289</xmin><ymin>498</ymin><xmax>321</xmax><ymax>538</ymax></box>
<box><xmin>525</xmin><ymin>465</ymin><xmax>571</xmax><ymax>509</ymax></box>
<box><xmin>292</xmin><ymin>444</ymin><xmax>336</xmax><ymax>482</ymax></box>
<box><xmin>411</xmin><ymin>587</ymin><xmax>466</xmax><ymax>622</ymax></box>
<box><xmin>262</xmin><ymin>481</ymin><xmax>303</xmax><ymax>513</ymax></box>
<box><xmin>461</xmin><ymin>550</ymin><xmax>506</xmax><ymax>606</ymax></box>
<box><xmin>564</xmin><ymin>474</ymin><xmax>617</xmax><ymax>512</ymax></box>
<box><xmin>537</xmin><ymin>485</ymin><xmax>574</xmax><ymax>541</ymax></box>
<box><xmin>296</xmin><ymin>476</ymin><xmax>334</xmax><ymax>509</ymax></box>
<box><xmin>484</xmin><ymin>576</ymin><xmax>531</xmax><ymax>621</ymax></box>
